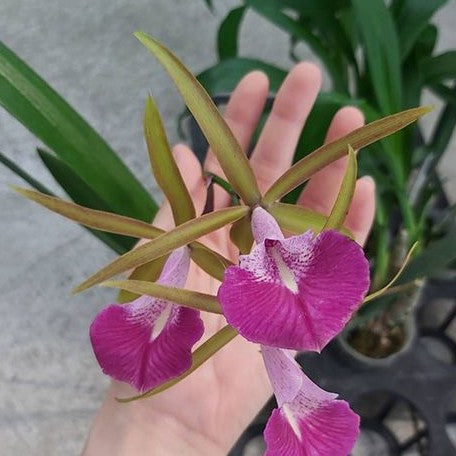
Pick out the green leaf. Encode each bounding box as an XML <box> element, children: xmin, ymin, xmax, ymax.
<box><xmin>352</xmin><ymin>0</ymin><xmax>402</xmax><ymax>114</ymax></box>
<box><xmin>74</xmin><ymin>206</ymin><xmax>249</xmax><ymax>293</ymax></box>
<box><xmin>217</xmin><ymin>6</ymin><xmax>246</xmax><ymax>60</ymax></box>
<box><xmin>37</xmin><ymin>148</ymin><xmax>135</xmax><ymax>253</ymax></box>
<box><xmin>398</xmin><ymin>233</ymin><xmax>456</xmax><ymax>283</ymax></box>
<box><xmin>323</xmin><ymin>146</ymin><xmax>357</xmax><ymax>231</ymax></box>
<box><xmin>135</xmin><ymin>32</ymin><xmax>260</xmax><ymax>206</ymax></box>
<box><xmin>263</xmin><ymin>106</ymin><xmax>431</xmax><ymax>204</ymax></box>
<box><xmin>198</xmin><ymin>58</ymin><xmax>287</xmax><ymax>94</ymax></box>
<box><xmin>118</xmin><ymin>325</ymin><xmax>237</xmax><ymax>402</ymax></box>
<box><xmin>13</xmin><ymin>187</ymin><xmax>163</xmax><ymax>240</ymax></box>
<box><xmin>421</xmin><ymin>51</ymin><xmax>456</xmax><ymax>85</ymax></box>
<box><xmin>245</xmin><ymin>0</ymin><xmax>347</xmax><ymax>92</ymax></box>
<box><xmin>0</xmin><ymin>150</ymin><xmax>53</xmax><ymax>195</ymax></box>
<box><xmin>117</xmin><ymin>257</ymin><xmax>167</xmax><ymax>303</ymax></box>
<box><xmin>0</xmin><ymin>40</ymin><xmax>157</xmax><ymax>221</ymax></box>
<box><xmin>144</xmin><ymin>96</ymin><xmax>195</xmax><ymax>225</ymax></box>
<box><xmin>103</xmin><ymin>280</ymin><xmax>222</xmax><ymax>314</ymax></box>
<box><xmin>392</xmin><ymin>0</ymin><xmax>448</xmax><ymax>60</ymax></box>
<box><xmin>189</xmin><ymin>242</ymin><xmax>232</xmax><ymax>282</ymax></box>
<box><xmin>269</xmin><ymin>203</ymin><xmax>353</xmax><ymax>237</ymax></box>
<box><xmin>230</xmin><ymin>214</ymin><xmax>254</xmax><ymax>254</ymax></box>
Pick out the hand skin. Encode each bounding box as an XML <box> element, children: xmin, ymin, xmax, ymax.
<box><xmin>83</xmin><ymin>63</ymin><xmax>376</xmax><ymax>456</ymax></box>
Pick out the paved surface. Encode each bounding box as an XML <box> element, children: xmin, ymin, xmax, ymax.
<box><xmin>0</xmin><ymin>1</ymin><xmax>455</xmax><ymax>454</ymax></box>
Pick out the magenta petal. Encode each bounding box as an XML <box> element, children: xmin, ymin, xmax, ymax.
<box><xmin>90</xmin><ymin>298</ymin><xmax>204</xmax><ymax>391</ymax></box>
<box><xmin>262</xmin><ymin>347</ymin><xmax>359</xmax><ymax>456</ymax></box>
<box><xmin>89</xmin><ymin>246</ymin><xmax>204</xmax><ymax>391</ymax></box>
<box><xmin>219</xmin><ymin>230</ymin><xmax>370</xmax><ymax>351</ymax></box>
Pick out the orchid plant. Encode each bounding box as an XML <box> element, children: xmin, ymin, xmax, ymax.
<box><xmin>14</xmin><ymin>32</ymin><xmax>429</xmax><ymax>454</ymax></box>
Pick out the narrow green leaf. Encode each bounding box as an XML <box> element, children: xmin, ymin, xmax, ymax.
<box><xmin>398</xmin><ymin>233</ymin><xmax>456</xmax><ymax>284</ymax></box>
<box><xmin>230</xmin><ymin>214</ymin><xmax>254</xmax><ymax>254</ymax></box>
<box><xmin>0</xmin><ymin>150</ymin><xmax>53</xmax><ymax>195</ymax></box>
<box><xmin>198</xmin><ymin>58</ymin><xmax>287</xmax><ymax>94</ymax></box>
<box><xmin>392</xmin><ymin>0</ymin><xmax>448</xmax><ymax>60</ymax></box>
<box><xmin>364</xmin><ymin>242</ymin><xmax>419</xmax><ymax>303</ymax></box>
<box><xmin>13</xmin><ymin>187</ymin><xmax>163</xmax><ymax>239</ymax></box>
<box><xmin>189</xmin><ymin>243</ymin><xmax>232</xmax><ymax>282</ymax></box>
<box><xmin>74</xmin><ymin>206</ymin><xmax>248</xmax><ymax>293</ymax></box>
<box><xmin>269</xmin><ymin>203</ymin><xmax>353</xmax><ymax>237</ymax></box>
<box><xmin>117</xmin><ymin>257</ymin><xmax>167</xmax><ymax>303</ymax></box>
<box><xmin>352</xmin><ymin>0</ymin><xmax>402</xmax><ymax>114</ymax></box>
<box><xmin>118</xmin><ymin>325</ymin><xmax>237</xmax><ymax>402</ymax></box>
<box><xmin>104</xmin><ymin>280</ymin><xmax>222</xmax><ymax>314</ymax></box>
<box><xmin>421</xmin><ymin>51</ymin><xmax>456</xmax><ymax>85</ymax></box>
<box><xmin>135</xmin><ymin>32</ymin><xmax>260</xmax><ymax>206</ymax></box>
<box><xmin>263</xmin><ymin>106</ymin><xmax>431</xmax><ymax>204</ymax></box>
<box><xmin>144</xmin><ymin>95</ymin><xmax>195</xmax><ymax>225</ymax></box>
<box><xmin>0</xmin><ymin>40</ymin><xmax>157</xmax><ymax>221</ymax></box>
<box><xmin>217</xmin><ymin>6</ymin><xmax>245</xmax><ymax>60</ymax></box>
<box><xmin>37</xmin><ymin>148</ymin><xmax>135</xmax><ymax>253</ymax></box>
<box><xmin>323</xmin><ymin>146</ymin><xmax>357</xmax><ymax>231</ymax></box>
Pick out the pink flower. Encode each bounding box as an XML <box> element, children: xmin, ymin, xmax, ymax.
<box><xmin>218</xmin><ymin>207</ymin><xmax>370</xmax><ymax>352</ymax></box>
<box><xmin>262</xmin><ymin>346</ymin><xmax>359</xmax><ymax>455</ymax></box>
<box><xmin>89</xmin><ymin>247</ymin><xmax>204</xmax><ymax>392</ymax></box>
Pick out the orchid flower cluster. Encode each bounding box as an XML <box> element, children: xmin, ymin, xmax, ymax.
<box><xmin>15</xmin><ymin>32</ymin><xmax>429</xmax><ymax>455</ymax></box>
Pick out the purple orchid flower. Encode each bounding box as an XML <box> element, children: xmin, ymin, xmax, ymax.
<box><xmin>90</xmin><ymin>246</ymin><xmax>204</xmax><ymax>392</ymax></box>
<box><xmin>218</xmin><ymin>207</ymin><xmax>370</xmax><ymax>352</ymax></box>
<box><xmin>262</xmin><ymin>346</ymin><xmax>359</xmax><ymax>455</ymax></box>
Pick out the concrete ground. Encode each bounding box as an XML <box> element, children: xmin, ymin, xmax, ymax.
<box><xmin>0</xmin><ymin>1</ymin><xmax>455</xmax><ymax>454</ymax></box>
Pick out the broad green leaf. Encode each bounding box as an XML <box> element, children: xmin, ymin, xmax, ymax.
<box><xmin>323</xmin><ymin>146</ymin><xmax>357</xmax><ymax>231</ymax></box>
<box><xmin>364</xmin><ymin>242</ymin><xmax>419</xmax><ymax>303</ymax></box>
<box><xmin>135</xmin><ymin>32</ymin><xmax>260</xmax><ymax>206</ymax></box>
<box><xmin>431</xmin><ymin>83</ymin><xmax>456</xmax><ymax>106</ymax></box>
<box><xmin>263</xmin><ymin>106</ymin><xmax>431</xmax><ymax>204</ymax></box>
<box><xmin>245</xmin><ymin>0</ymin><xmax>346</xmax><ymax>92</ymax></box>
<box><xmin>37</xmin><ymin>148</ymin><xmax>135</xmax><ymax>253</ymax></box>
<box><xmin>391</xmin><ymin>0</ymin><xmax>448</xmax><ymax>60</ymax></box>
<box><xmin>198</xmin><ymin>58</ymin><xmax>287</xmax><ymax>94</ymax></box>
<box><xmin>13</xmin><ymin>187</ymin><xmax>163</xmax><ymax>239</ymax></box>
<box><xmin>421</xmin><ymin>51</ymin><xmax>456</xmax><ymax>85</ymax></box>
<box><xmin>104</xmin><ymin>280</ymin><xmax>222</xmax><ymax>314</ymax></box>
<box><xmin>118</xmin><ymin>325</ymin><xmax>237</xmax><ymax>402</ymax></box>
<box><xmin>144</xmin><ymin>96</ymin><xmax>195</xmax><ymax>225</ymax></box>
<box><xmin>230</xmin><ymin>214</ymin><xmax>254</xmax><ymax>254</ymax></box>
<box><xmin>189</xmin><ymin>242</ymin><xmax>232</xmax><ymax>282</ymax></box>
<box><xmin>398</xmin><ymin>233</ymin><xmax>456</xmax><ymax>284</ymax></box>
<box><xmin>217</xmin><ymin>6</ymin><xmax>246</xmax><ymax>60</ymax></box>
<box><xmin>0</xmin><ymin>150</ymin><xmax>53</xmax><ymax>195</ymax></box>
<box><xmin>117</xmin><ymin>257</ymin><xmax>167</xmax><ymax>303</ymax></box>
<box><xmin>74</xmin><ymin>206</ymin><xmax>248</xmax><ymax>292</ymax></box>
<box><xmin>269</xmin><ymin>203</ymin><xmax>353</xmax><ymax>237</ymax></box>
<box><xmin>352</xmin><ymin>0</ymin><xmax>402</xmax><ymax>114</ymax></box>
<box><xmin>0</xmin><ymin>41</ymin><xmax>157</xmax><ymax>221</ymax></box>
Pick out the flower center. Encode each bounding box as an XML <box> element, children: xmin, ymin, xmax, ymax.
<box><xmin>283</xmin><ymin>404</ymin><xmax>302</xmax><ymax>441</ymax></box>
<box><xmin>151</xmin><ymin>303</ymin><xmax>172</xmax><ymax>340</ymax></box>
<box><xmin>270</xmin><ymin>247</ymin><xmax>298</xmax><ymax>293</ymax></box>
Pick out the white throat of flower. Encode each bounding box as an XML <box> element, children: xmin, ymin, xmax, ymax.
<box><xmin>270</xmin><ymin>247</ymin><xmax>298</xmax><ymax>293</ymax></box>
<box><xmin>283</xmin><ymin>404</ymin><xmax>302</xmax><ymax>441</ymax></box>
<box><xmin>151</xmin><ymin>303</ymin><xmax>172</xmax><ymax>340</ymax></box>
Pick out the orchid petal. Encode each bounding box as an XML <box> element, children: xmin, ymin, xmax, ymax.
<box><xmin>251</xmin><ymin>207</ymin><xmax>283</xmax><ymax>243</ymax></box>
<box><xmin>90</xmin><ymin>247</ymin><xmax>204</xmax><ymax>392</ymax></box>
<box><xmin>262</xmin><ymin>347</ymin><xmax>359</xmax><ymax>456</ymax></box>
<box><xmin>219</xmin><ymin>230</ymin><xmax>370</xmax><ymax>351</ymax></box>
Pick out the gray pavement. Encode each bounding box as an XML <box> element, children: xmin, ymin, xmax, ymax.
<box><xmin>0</xmin><ymin>1</ymin><xmax>455</xmax><ymax>454</ymax></box>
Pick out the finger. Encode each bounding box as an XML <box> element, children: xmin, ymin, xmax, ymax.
<box><xmin>153</xmin><ymin>144</ymin><xmax>206</xmax><ymax>231</ymax></box>
<box><xmin>250</xmin><ymin>62</ymin><xmax>321</xmax><ymax>192</ymax></box>
<box><xmin>345</xmin><ymin>176</ymin><xmax>376</xmax><ymax>246</ymax></box>
<box><xmin>204</xmin><ymin>71</ymin><xmax>269</xmax><ymax>207</ymax></box>
<box><xmin>298</xmin><ymin>106</ymin><xmax>364</xmax><ymax>212</ymax></box>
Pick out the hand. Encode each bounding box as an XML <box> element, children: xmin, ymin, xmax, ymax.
<box><xmin>83</xmin><ymin>63</ymin><xmax>375</xmax><ymax>455</ymax></box>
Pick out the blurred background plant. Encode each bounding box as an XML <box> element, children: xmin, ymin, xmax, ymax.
<box><xmin>193</xmin><ymin>0</ymin><xmax>456</xmax><ymax>357</ymax></box>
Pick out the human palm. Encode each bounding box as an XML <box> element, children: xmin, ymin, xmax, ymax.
<box><xmin>84</xmin><ymin>63</ymin><xmax>375</xmax><ymax>455</ymax></box>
